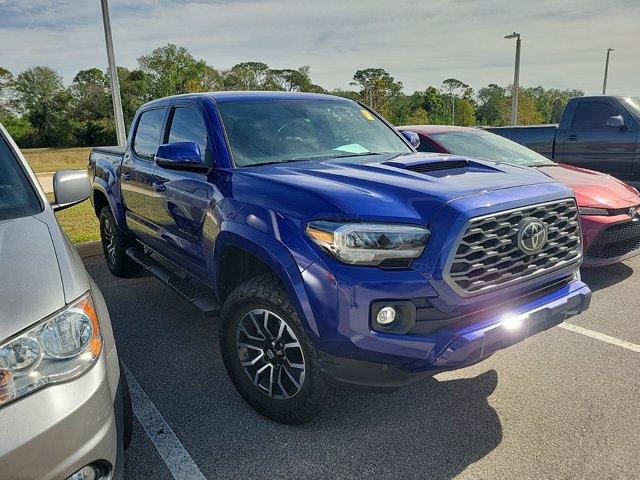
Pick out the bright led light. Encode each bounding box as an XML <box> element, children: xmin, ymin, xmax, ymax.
<box><xmin>502</xmin><ymin>313</ymin><xmax>528</xmax><ymax>330</ymax></box>
<box><xmin>376</xmin><ymin>306</ymin><xmax>397</xmax><ymax>325</ymax></box>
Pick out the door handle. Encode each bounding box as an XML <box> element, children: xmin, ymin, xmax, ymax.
<box><xmin>121</xmin><ymin>172</ymin><xmax>131</xmax><ymax>181</ymax></box>
<box><xmin>567</xmin><ymin>134</ymin><xmax>579</xmax><ymax>141</ymax></box>
<box><xmin>152</xmin><ymin>181</ymin><xmax>167</xmax><ymax>192</ymax></box>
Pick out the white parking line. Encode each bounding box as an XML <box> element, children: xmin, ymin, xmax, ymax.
<box><xmin>559</xmin><ymin>323</ymin><xmax>640</xmax><ymax>353</ymax></box>
<box><xmin>123</xmin><ymin>365</ymin><xmax>207</xmax><ymax>480</ymax></box>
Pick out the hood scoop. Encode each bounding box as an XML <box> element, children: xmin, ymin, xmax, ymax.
<box><xmin>406</xmin><ymin>159</ymin><xmax>469</xmax><ymax>173</ymax></box>
<box><xmin>381</xmin><ymin>155</ymin><xmax>470</xmax><ymax>175</ymax></box>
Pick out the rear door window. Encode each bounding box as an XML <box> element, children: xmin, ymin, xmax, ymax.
<box><xmin>0</xmin><ymin>135</ymin><xmax>41</xmax><ymax>220</ymax></box>
<box><xmin>571</xmin><ymin>101</ymin><xmax>620</xmax><ymax>129</ymax></box>
<box><xmin>133</xmin><ymin>109</ymin><xmax>166</xmax><ymax>159</ymax></box>
<box><xmin>167</xmin><ymin>107</ymin><xmax>209</xmax><ymax>160</ymax></box>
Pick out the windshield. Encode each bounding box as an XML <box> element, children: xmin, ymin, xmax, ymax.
<box><xmin>623</xmin><ymin>97</ymin><xmax>640</xmax><ymax>121</ymax></box>
<box><xmin>217</xmin><ymin>98</ymin><xmax>412</xmax><ymax>167</ymax></box>
<box><xmin>431</xmin><ymin>129</ymin><xmax>555</xmax><ymax>167</ymax></box>
<box><xmin>0</xmin><ymin>133</ymin><xmax>42</xmax><ymax>221</ymax></box>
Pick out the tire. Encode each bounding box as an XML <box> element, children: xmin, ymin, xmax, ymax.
<box><xmin>99</xmin><ymin>206</ymin><xmax>142</xmax><ymax>278</ymax></box>
<box><xmin>120</xmin><ymin>362</ymin><xmax>134</xmax><ymax>451</ymax></box>
<box><xmin>219</xmin><ymin>273</ymin><xmax>333</xmax><ymax>424</ymax></box>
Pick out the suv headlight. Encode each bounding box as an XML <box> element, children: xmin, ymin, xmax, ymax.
<box><xmin>306</xmin><ymin>221</ymin><xmax>430</xmax><ymax>266</ymax></box>
<box><xmin>0</xmin><ymin>292</ymin><xmax>102</xmax><ymax>407</ymax></box>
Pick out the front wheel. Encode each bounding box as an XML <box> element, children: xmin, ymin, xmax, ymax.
<box><xmin>219</xmin><ymin>274</ymin><xmax>333</xmax><ymax>424</ymax></box>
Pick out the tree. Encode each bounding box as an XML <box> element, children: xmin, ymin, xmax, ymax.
<box><xmin>500</xmin><ymin>87</ymin><xmax>544</xmax><ymax>125</ymax></box>
<box><xmin>442</xmin><ymin>78</ymin><xmax>469</xmax><ymax>125</ymax></box>
<box><xmin>0</xmin><ymin>67</ymin><xmax>15</xmax><ymax>117</ymax></box>
<box><xmin>70</xmin><ymin>68</ymin><xmax>111</xmax><ymax>121</ymax></box>
<box><xmin>223</xmin><ymin>62</ymin><xmax>271</xmax><ymax>90</ymax></box>
<box><xmin>138</xmin><ymin>44</ymin><xmax>220</xmax><ymax>98</ymax></box>
<box><xmin>13</xmin><ymin>66</ymin><xmax>73</xmax><ymax>147</ymax></box>
<box><xmin>117</xmin><ymin>67</ymin><xmax>153</xmax><ymax>128</ymax></box>
<box><xmin>350</xmin><ymin>68</ymin><xmax>403</xmax><ymax>118</ymax></box>
<box><xmin>476</xmin><ymin>84</ymin><xmax>507</xmax><ymax>126</ymax></box>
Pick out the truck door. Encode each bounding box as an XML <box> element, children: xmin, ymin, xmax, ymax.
<box><xmin>558</xmin><ymin>99</ymin><xmax>637</xmax><ymax>177</ymax></box>
<box><xmin>151</xmin><ymin>104</ymin><xmax>214</xmax><ymax>279</ymax></box>
<box><xmin>120</xmin><ymin>107</ymin><xmax>166</xmax><ymax>245</ymax></box>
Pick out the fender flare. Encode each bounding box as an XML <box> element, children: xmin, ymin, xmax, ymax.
<box><xmin>213</xmin><ymin>221</ymin><xmax>320</xmax><ymax>337</ymax></box>
<box><xmin>92</xmin><ymin>177</ymin><xmax>127</xmax><ymax>229</ymax></box>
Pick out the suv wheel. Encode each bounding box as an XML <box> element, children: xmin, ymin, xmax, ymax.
<box><xmin>219</xmin><ymin>273</ymin><xmax>333</xmax><ymax>424</ymax></box>
<box><xmin>99</xmin><ymin>206</ymin><xmax>141</xmax><ymax>278</ymax></box>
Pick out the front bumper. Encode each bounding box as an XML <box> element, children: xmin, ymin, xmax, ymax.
<box><xmin>318</xmin><ymin>279</ymin><xmax>591</xmax><ymax>390</ymax></box>
<box><xmin>0</xmin><ymin>350</ymin><xmax>124</xmax><ymax>480</ymax></box>
<box><xmin>582</xmin><ymin>214</ymin><xmax>640</xmax><ymax>267</ymax></box>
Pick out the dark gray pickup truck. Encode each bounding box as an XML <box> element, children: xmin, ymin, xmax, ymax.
<box><xmin>486</xmin><ymin>96</ymin><xmax>640</xmax><ymax>180</ymax></box>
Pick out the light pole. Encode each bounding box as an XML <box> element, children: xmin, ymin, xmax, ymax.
<box><xmin>505</xmin><ymin>32</ymin><xmax>521</xmax><ymax>125</ymax></box>
<box><xmin>602</xmin><ymin>48</ymin><xmax>614</xmax><ymax>95</ymax></box>
<box><xmin>100</xmin><ymin>0</ymin><xmax>127</xmax><ymax>146</ymax></box>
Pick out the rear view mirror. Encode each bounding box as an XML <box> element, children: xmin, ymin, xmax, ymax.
<box><xmin>401</xmin><ymin>130</ymin><xmax>421</xmax><ymax>148</ymax></box>
<box><xmin>606</xmin><ymin>115</ymin><xmax>625</xmax><ymax>128</ymax></box>
<box><xmin>52</xmin><ymin>170</ymin><xmax>91</xmax><ymax>212</ymax></box>
<box><xmin>155</xmin><ymin>142</ymin><xmax>207</xmax><ymax>171</ymax></box>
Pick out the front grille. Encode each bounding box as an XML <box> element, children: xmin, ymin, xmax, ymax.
<box><xmin>445</xmin><ymin>199</ymin><xmax>581</xmax><ymax>296</ymax></box>
<box><xmin>407</xmin><ymin>160</ymin><xmax>469</xmax><ymax>173</ymax></box>
<box><xmin>586</xmin><ymin>220</ymin><xmax>640</xmax><ymax>260</ymax></box>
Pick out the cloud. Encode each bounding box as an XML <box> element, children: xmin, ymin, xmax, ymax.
<box><xmin>0</xmin><ymin>0</ymin><xmax>638</xmax><ymax>96</ymax></box>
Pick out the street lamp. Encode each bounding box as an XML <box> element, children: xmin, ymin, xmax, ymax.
<box><xmin>505</xmin><ymin>32</ymin><xmax>521</xmax><ymax>125</ymax></box>
<box><xmin>100</xmin><ymin>0</ymin><xmax>127</xmax><ymax>146</ymax></box>
<box><xmin>602</xmin><ymin>48</ymin><xmax>614</xmax><ymax>95</ymax></box>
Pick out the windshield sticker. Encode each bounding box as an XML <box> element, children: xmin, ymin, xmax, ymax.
<box><xmin>360</xmin><ymin>109</ymin><xmax>375</xmax><ymax>121</ymax></box>
<box><xmin>333</xmin><ymin>143</ymin><xmax>370</xmax><ymax>154</ymax></box>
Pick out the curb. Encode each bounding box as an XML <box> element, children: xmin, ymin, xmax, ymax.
<box><xmin>75</xmin><ymin>241</ymin><xmax>103</xmax><ymax>259</ymax></box>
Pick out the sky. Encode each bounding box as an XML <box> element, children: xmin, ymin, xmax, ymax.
<box><xmin>1</xmin><ymin>0</ymin><xmax>638</xmax><ymax>96</ymax></box>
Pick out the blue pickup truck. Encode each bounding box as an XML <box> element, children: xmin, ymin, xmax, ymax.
<box><xmin>487</xmin><ymin>96</ymin><xmax>640</xmax><ymax>180</ymax></box>
<box><xmin>89</xmin><ymin>92</ymin><xmax>591</xmax><ymax>423</ymax></box>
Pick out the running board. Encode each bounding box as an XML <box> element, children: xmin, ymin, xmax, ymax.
<box><xmin>126</xmin><ymin>247</ymin><xmax>221</xmax><ymax>316</ymax></box>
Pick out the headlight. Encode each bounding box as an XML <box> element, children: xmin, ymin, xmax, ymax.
<box><xmin>306</xmin><ymin>221</ymin><xmax>430</xmax><ymax>266</ymax></box>
<box><xmin>578</xmin><ymin>207</ymin><xmax>609</xmax><ymax>216</ymax></box>
<box><xmin>0</xmin><ymin>292</ymin><xmax>101</xmax><ymax>407</ymax></box>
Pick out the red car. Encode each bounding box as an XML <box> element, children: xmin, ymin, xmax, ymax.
<box><xmin>399</xmin><ymin>125</ymin><xmax>640</xmax><ymax>267</ymax></box>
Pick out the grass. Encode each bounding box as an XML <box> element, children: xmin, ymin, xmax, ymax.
<box><xmin>46</xmin><ymin>194</ymin><xmax>100</xmax><ymax>244</ymax></box>
<box><xmin>22</xmin><ymin>147</ymin><xmax>92</xmax><ymax>173</ymax></box>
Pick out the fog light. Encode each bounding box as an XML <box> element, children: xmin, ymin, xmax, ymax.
<box><xmin>376</xmin><ymin>306</ymin><xmax>397</xmax><ymax>325</ymax></box>
<box><xmin>67</xmin><ymin>465</ymin><xmax>98</xmax><ymax>480</ymax></box>
<box><xmin>502</xmin><ymin>313</ymin><xmax>528</xmax><ymax>330</ymax></box>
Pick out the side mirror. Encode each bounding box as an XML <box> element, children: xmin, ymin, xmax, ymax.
<box><xmin>401</xmin><ymin>130</ymin><xmax>421</xmax><ymax>148</ymax></box>
<box><xmin>155</xmin><ymin>142</ymin><xmax>207</xmax><ymax>171</ymax></box>
<box><xmin>606</xmin><ymin>115</ymin><xmax>625</xmax><ymax>128</ymax></box>
<box><xmin>52</xmin><ymin>170</ymin><xmax>91</xmax><ymax>212</ymax></box>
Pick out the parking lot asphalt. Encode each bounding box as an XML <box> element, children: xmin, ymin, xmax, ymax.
<box><xmin>83</xmin><ymin>254</ymin><xmax>640</xmax><ymax>480</ymax></box>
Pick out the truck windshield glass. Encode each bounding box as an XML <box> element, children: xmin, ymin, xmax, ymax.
<box><xmin>623</xmin><ymin>97</ymin><xmax>640</xmax><ymax>121</ymax></box>
<box><xmin>217</xmin><ymin>99</ymin><xmax>412</xmax><ymax>167</ymax></box>
<box><xmin>432</xmin><ymin>130</ymin><xmax>555</xmax><ymax>167</ymax></box>
<box><xmin>0</xmin><ymin>135</ymin><xmax>41</xmax><ymax>220</ymax></box>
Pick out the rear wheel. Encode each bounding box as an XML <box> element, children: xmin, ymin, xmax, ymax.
<box><xmin>219</xmin><ymin>273</ymin><xmax>332</xmax><ymax>424</ymax></box>
<box><xmin>99</xmin><ymin>206</ymin><xmax>141</xmax><ymax>278</ymax></box>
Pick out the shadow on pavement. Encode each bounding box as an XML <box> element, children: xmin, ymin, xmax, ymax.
<box><xmin>580</xmin><ymin>262</ymin><xmax>634</xmax><ymax>292</ymax></box>
<box><xmin>84</xmin><ymin>256</ymin><xmax>502</xmax><ymax>480</ymax></box>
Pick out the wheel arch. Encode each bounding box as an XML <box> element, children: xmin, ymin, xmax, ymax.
<box><xmin>213</xmin><ymin>223</ymin><xmax>320</xmax><ymax>337</ymax></box>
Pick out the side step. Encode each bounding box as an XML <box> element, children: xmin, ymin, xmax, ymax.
<box><xmin>126</xmin><ymin>247</ymin><xmax>221</xmax><ymax>317</ymax></box>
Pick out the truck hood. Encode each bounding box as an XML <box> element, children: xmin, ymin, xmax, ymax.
<box><xmin>538</xmin><ymin>164</ymin><xmax>640</xmax><ymax>208</ymax></box>
<box><xmin>236</xmin><ymin>153</ymin><xmax>561</xmax><ymax>222</ymax></box>
<box><xmin>0</xmin><ymin>215</ymin><xmax>66</xmax><ymax>342</ymax></box>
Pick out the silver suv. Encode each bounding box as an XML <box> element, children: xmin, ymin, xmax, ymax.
<box><xmin>0</xmin><ymin>124</ymin><xmax>130</xmax><ymax>480</ymax></box>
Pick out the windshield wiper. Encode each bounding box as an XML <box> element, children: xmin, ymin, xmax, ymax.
<box><xmin>331</xmin><ymin>152</ymin><xmax>384</xmax><ymax>159</ymax></box>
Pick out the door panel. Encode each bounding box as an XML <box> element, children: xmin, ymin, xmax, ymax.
<box><xmin>558</xmin><ymin>100</ymin><xmax>637</xmax><ymax>176</ymax></box>
<box><xmin>150</xmin><ymin>105</ymin><xmax>214</xmax><ymax>279</ymax></box>
<box><xmin>121</xmin><ymin>108</ymin><xmax>166</xmax><ymax>245</ymax></box>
